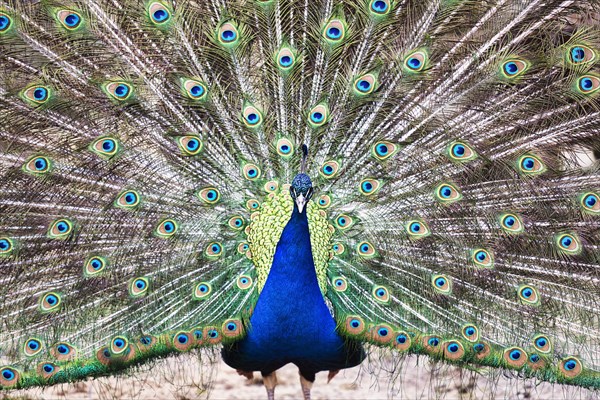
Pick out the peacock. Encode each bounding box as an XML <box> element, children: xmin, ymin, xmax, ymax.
<box><xmin>1</xmin><ymin>0</ymin><xmax>600</xmax><ymax>398</ymax></box>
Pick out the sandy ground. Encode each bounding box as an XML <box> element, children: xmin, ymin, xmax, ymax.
<box><xmin>4</xmin><ymin>354</ymin><xmax>599</xmax><ymax>400</ymax></box>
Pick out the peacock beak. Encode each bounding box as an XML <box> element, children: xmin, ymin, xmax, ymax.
<box><xmin>295</xmin><ymin>193</ymin><xmax>307</xmax><ymax>213</ymax></box>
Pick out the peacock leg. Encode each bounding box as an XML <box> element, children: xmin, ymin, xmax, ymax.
<box><xmin>327</xmin><ymin>370</ymin><xmax>339</xmax><ymax>383</ymax></box>
<box><xmin>262</xmin><ymin>371</ymin><xmax>278</xmax><ymax>400</ymax></box>
<box><xmin>299</xmin><ymin>370</ymin><xmax>315</xmax><ymax>400</ymax></box>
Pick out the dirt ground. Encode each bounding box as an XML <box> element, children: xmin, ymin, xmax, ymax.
<box><xmin>4</xmin><ymin>354</ymin><xmax>598</xmax><ymax>400</ymax></box>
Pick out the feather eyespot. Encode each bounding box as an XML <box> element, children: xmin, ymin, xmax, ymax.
<box><xmin>394</xmin><ymin>332</ymin><xmax>411</xmax><ymax>351</ymax></box>
<box><xmin>242</xmin><ymin>164</ymin><xmax>261</xmax><ymax>181</ymax></box>
<box><xmin>434</xmin><ymin>182</ymin><xmax>462</xmax><ymax>203</ymax></box>
<box><xmin>182</xmin><ymin>78</ymin><xmax>207</xmax><ymax>101</ymax></box>
<box><xmin>447</xmin><ymin>141</ymin><xmax>476</xmax><ymax>162</ymax></box>
<box><xmin>148</xmin><ymin>2</ymin><xmax>171</xmax><ymax>25</ymax></box>
<box><xmin>129</xmin><ymin>277</ymin><xmax>150</xmax><ymax>297</ymax></box>
<box><xmin>370</xmin><ymin>0</ymin><xmax>391</xmax><ymax>15</ymax></box>
<box><xmin>423</xmin><ymin>336</ymin><xmax>441</xmax><ymax>353</ymax></box>
<box><xmin>517</xmin><ymin>284</ymin><xmax>540</xmax><ymax>306</ymax></box>
<box><xmin>501</xmin><ymin>59</ymin><xmax>529</xmax><ymax>78</ymax></box>
<box><xmin>443</xmin><ymin>341</ymin><xmax>465</xmax><ymax>360</ymax></box>
<box><xmin>370</xmin><ymin>324</ymin><xmax>394</xmax><ymax>344</ymax></box>
<box><xmin>277</xmin><ymin>47</ymin><xmax>296</xmax><ymax>71</ymax></box>
<box><xmin>0</xmin><ymin>237</ymin><xmax>14</xmax><ymax>255</ymax></box>
<box><xmin>0</xmin><ymin>13</ymin><xmax>12</xmax><ymax>33</ymax></box>
<box><xmin>320</xmin><ymin>160</ymin><xmax>340</xmax><ymax>178</ymax></box>
<box><xmin>176</xmin><ymin>136</ymin><xmax>203</xmax><ymax>156</ymax></box>
<box><xmin>503</xmin><ymin>347</ymin><xmax>527</xmax><ymax>368</ymax></box>
<box><xmin>359</xmin><ymin>179</ymin><xmax>381</xmax><ymax>196</ymax></box>
<box><xmin>317</xmin><ymin>194</ymin><xmax>331</xmax><ymax>208</ymax></box>
<box><xmin>372</xmin><ymin>141</ymin><xmax>399</xmax><ymax>161</ymax></box>
<box><xmin>0</xmin><ymin>367</ymin><xmax>19</xmax><ymax>387</ymax></box>
<box><xmin>331</xmin><ymin>276</ymin><xmax>348</xmax><ymax>292</ymax></box>
<box><xmin>406</xmin><ymin>219</ymin><xmax>430</xmax><ymax>239</ymax></box>
<box><xmin>471</xmin><ymin>248</ymin><xmax>493</xmax><ymax>268</ymax></box>
<box><xmin>322</xmin><ymin>19</ymin><xmax>345</xmax><ymax>43</ymax></box>
<box><xmin>24</xmin><ymin>156</ymin><xmax>51</xmax><ymax>175</ymax></box>
<box><xmin>110</xmin><ymin>336</ymin><xmax>129</xmax><ymax>355</ymax></box>
<box><xmin>344</xmin><ymin>316</ymin><xmax>366</xmax><ymax>336</ymax></box>
<box><xmin>555</xmin><ymin>233</ymin><xmax>581</xmax><ymax>255</ymax></box>
<box><xmin>193</xmin><ymin>282</ymin><xmax>212</xmax><ymax>299</ymax></box>
<box><xmin>50</xmin><ymin>342</ymin><xmax>76</xmax><ymax>361</ymax></box>
<box><xmin>308</xmin><ymin>104</ymin><xmax>329</xmax><ymax>128</ymax></box>
<box><xmin>218</xmin><ymin>22</ymin><xmax>239</xmax><ymax>46</ymax></box>
<box><xmin>246</xmin><ymin>199</ymin><xmax>260</xmax><ymax>210</ymax></box>
<box><xmin>357</xmin><ymin>241</ymin><xmax>376</xmax><ymax>258</ymax></box>
<box><xmin>576</xmin><ymin>75</ymin><xmax>600</xmax><ymax>94</ymax></box>
<box><xmin>335</xmin><ymin>214</ymin><xmax>354</xmax><ymax>231</ymax></box>
<box><xmin>22</xmin><ymin>85</ymin><xmax>51</xmax><ymax>105</ymax></box>
<box><xmin>115</xmin><ymin>190</ymin><xmax>141</xmax><ymax>209</ymax></box>
<box><xmin>354</xmin><ymin>74</ymin><xmax>377</xmax><ymax>95</ymax></box>
<box><xmin>242</xmin><ymin>104</ymin><xmax>263</xmax><ymax>128</ymax></box>
<box><xmin>173</xmin><ymin>332</ymin><xmax>192</xmax><ymax>351</ymax></box>
<box><xmin>560</xmin><ymin>357</ymin><xmax>583</xmax><ymax>378</ymax></box>
<box><xmin>38</xmin><ymin>362</ymin><xmax>59</xmax><ymax>379</ymax></box>
<box><xmin>228</xmin><ymin>215</ymin><xmax>245</xmax><ymax>231</ymax></box>
<box><xmin>431</xmin><ymin>274</ymin><xmax>452</xmax><ymax>294</ymax></box>
<box><xmin>569</xmin><ymin>45</ymin><xmax>596</xmax><ymax>65</ymax></box>
<box><xmin>84</xmin><ymin>256</ymin><xmax>107</xmax><ymax>276</ymax></box>
<box><xmin>461</xmin><ymin>325</ymin><xmax>479</xmax><ymax>342</ymax></box>
<box><xmin>276</xmin><ymin>138</ymin><xmax>294</xmax><ymax>158</ymax></box>
<box><xmin>236</xmin><ymin>275</ymin><xmax>253</xmax><ymax>290</ymax></box>
<box><xmin>24</xmin><ymin>338</ymin><xmax>43</xmax><ymax>357</ymax></box>
<box><xmin>103</xmin><ymin>81</ymin><xmax>133</xmax><ymax>101</ymax></box>
<box><xmin>264</xmin><ymin>180</ymin><xmax>279</xmax><ymax>193</ymax></box>
<box><xmin>198</xmin><ymin>187</ymin><xmax>220</xmax><ymax>204</ymax></box>
<box><xmin>205</xmin><ymin>242</ymin><xmax>223</xmax><ymax>257</ymax></box>
<box><xmin>90</xmin><ymin>137</ymin><xmax>120</xmax><ymax>159</ymax></box>
<box><xmin>155</xmin><ymin>219</ymin><xmax>178</xmax><ymax>238</ymax></box>
<box><xmin>48</xmin><ymin>218</ymin><xmax>74</xmax><ymax>239</ymax></box>
<box><xmin>237</xmin><ymin>242</ymin><xmax>249</xmax><ymax>254</ymax></box>
<box><xmin>532</xmin><ymin>334</ymin><xmax>551</xmax><ymax>353</ymax></box>
<box><xmin>372</xmin><ymin>285</ymin><xmax>390</xmax><ymax>304</ymax></box>
<box><xmin>39</xmin><ymin>292</ymin><xmax>61</xmax><ymax>312</ymax></box>
<box><xmin>517</xmin><ymin>154</ymin><xmax>546</xmax><ymax>175</ymax></box>
<box><xmin>404</xmin><ymin>51</ymin><xmax>427</xmax><ymax>72</ymax></box>
<box><xmin>473</xmin><ymin>342</ymin><xmax>491</xmax><ymax>359</ymax></box>
<box><xmin>528</xmin><ymin>353</ymin><xmax>545</xmax><ymax>370</ymax></box>
<box><xmin>332</xmin><ymin>243</ymin><xmax>345</xmax><ymax>255</ymax></box>
<box><xmin>56</xmin><ymin>10</ymin><xmax>82</xmax><ymax>30</ymax></box>
<box><xmin>580</xmin><ymin>192</ymin><xmax>599</xmax><ymax>214</ymax></box>
<box><xmin>223</xmin><ymin>319</ymin><xmax>243</xmax><ymax>338</ymax></box>
<box><xmin>499</xmin><ymin>213</ymin><xmax>524</xmax><ymax>233</ymax></box>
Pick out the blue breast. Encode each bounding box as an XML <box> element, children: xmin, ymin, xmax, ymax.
<box><xmin>222</xmin><ymin>205</ymin><xmax>363</xmax><ymax>375</ymax></box>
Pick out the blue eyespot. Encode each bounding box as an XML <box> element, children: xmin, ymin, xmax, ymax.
<box><xmin>114</xmin><ymin>339</ymin><xmax>125</xmax><ymax>348</ymax></box>
<box><xmin>246</xmin><ymin>113</ymin><xmax>259</xmax><ymax>124</ymax></box>
<box><xmin>114</xmin><ymin>84</ymin><xmax>129</xmax><ymax>98</ymax></box>
<box><xmin>535</xmin><ymin>338</ymin><xmax>547</xmax><ymax>348</ymax></box>
<box><xmin>103</xmin><ymin>349</ymin><xmax>111</xmax><ymax>358</ymax></box>
<box><xmin>439</xmin><ymin>185</ymin><xmax>452</xmax><ymax>198</ymax></box>
<box><xmin>135</xmin><ymin>279</ymin><xmax>146</xmax><ymax>290</ymax></box>
<box><xmin>473</xmin><ymin>343</ymin><xmax>485</xmax><ymax>352</ymax></box>
<box><xmin>428</xmin><ymin>337</ymin><xmax>440</xmax><ymax>347</ymax></box>
<box><xmin>27</xmin><ymin>339</ymin><xmax>40</xmax><ymax>350</ymax></box>
<box><xmin>452</xmin><ymin>144</ymin><xmax>465</xmax><ymax>157</ymax></box>
<box><xmin>476</xmin><ymin>251</ymin><xmax>487</xmax><ymax>261</ymax></box>
<box><xmin>334</xmin><ymin>279</ymin><xmax>344</xmax><ymax>286</ymax></box>
<box><xmin>311</xmin><ymin>111</ymin><xmax>324</xmax><ymax>123</ymax></box>
<box><xmin>208</xmin><ymin>329</ymin><xmax>218</xmax><ymax>338</ymax></box>
<box><xmin>323</xmin><ymin>165</ymin><xmax>334</xmax><ymax>175</ymax></box>
<box><xmin>350</xmin><ymin>319</ymin><xmax>361</xmax><ymax>328</ymax></box>
<box><xmin>410</xmin><ymin>222</ymin><xmax>421</xmax><ymax>233</ymax></box>
<box><xmin>362</xmin><ymin>181</ymin><xmax>373</xmax><ymax>192</ymax></box>
<box><xmin>64</xmin><ymin>13</ymin><xmax>80</xmax><ymax>27</ymax></box>
<box><xmin>102</xmin><ymin>139</ymin><xmax>115</xmax><ymax>152</ymax></box>
<box><xmin>371</xmin><ymin>0</ymin><xmax>388</xmax><ymax>13</ymax></box>
<box><xmin>561</xmin><ymin>236</ymin><xmax>572</xmax><ymax>247</ymax></box>
<box><xmin>124</xmin><ymin>192</ymin><xmax>137</xmax><ymax>205</ymax></box>
<box><xmin>177</xmin><ymin>334</ymin><xmax>188</xmax><ymax>344</ymax></box>
<box><xmin>140</xmin><ymin>336</ymin><xmax>151</xmax><ymax>345</ymax></box>
<box><xmin>198</xmin><ymin>284</ymin><xmax>209</xmax><ymax>293</ymax></box>
<box><xmin>43</xmin><ymin>364</ymin><xmax>54</xmax><ymax>373</ymax></box>
<box><xmin>247</xmin><ymin>169</ymin><xmax>257</xmax><ymax>177</ymax></box>
<box><xmin>565</xmin><ymin>359</ymin><xmax>577</xmax><ymax>370</ymax></box>
<box><xmin>521</xmin><ymin>288</ymin><xmax>532</xmax><ymax>298</ymax></box>
<box><xmin>396</xmin><ymin>334</ymin><xmax>407</xmax><ymax>344</ymax></box>
<box><xmin>33</xmin><ymin>158</ymin><xmax>47</xmax><ymax>171</ymax></box>
<box><xmin>280</xmin><ymin>55</ymin><xmax>292</xmax><ymax>67</ymax></box>
<box><xmin>376</xmin><ymin>143</ymin><xmax>388</xmax><ymax>156</ymax></box>
<box><xmin>57</xmin><ymin>222</ymin><xmax>69</xmax><ymax>232</ymax></box>
<box><xmin>377</xmin><ymin>289</ymin><xmax>385</xmax><ymax>297</ymax></box>
<box><xmin>186</xmin><ymin>139</ymin><xmax>199</xmax><ymax>151</ymax></box>
<box><xmin>356</xmin><ymin>79</ymin><xmax>371</xmax><ymax>92</ymax></box>
<box><xmin>240</xmin><ymin>277</ymin><xmax>248</xmax><ymax>284</ymax></box>
<box><xmin>435</xmin><ymin>277</ymin><xmax>446</xmax><ymax>287</ymax></box>
<box><xmin>361</xmin><ymin>244</ymin><xmax>370</xmax><ymax>252</ymax></box>
<box><xmin>521</xmin><ymin>157</ymin><xmax>535</xmax><ymax>170</ymax></box>
<box><xmin>57</xmin><ymin>344</ymin><xmax>70</xmax><ymax>354</ymax></box>
<box><xmin>465</xmin><ymin>327</ymin><xmax>475</xmax><ymax>336</ymax></box>
<box><xmin>0</xmin><ymin>239</ymin><xmax>9</xmax><ymax>251</ymax></box>
<box><xmin>571</xmin><ymin>47</ymin><xmax>585</xmax><ymax>63</ymax></box>
<box><xmin>580</xmin><ymin>77</ymin><xmax>593</xmax><ymax>91</ymax></box>
<box><xmin>407</xmin><ymin>57</ymin><xmax>421</xmax><ymax>70</ymax></box>
<box><xmin>164</xmin><ymin>221</ymin><xmax>175</xmax><ymax>233</ymax></box>
<box><xmin>46</xmin><ymin>294</ymin><xmax>58</xmax><ymax>305</ymax></box>
<box><xmin>504</xmin><ymin>61</ymin><xmax>518</xmax><ymax>75</ymax></box>
<box><xmin>584</xmin><ymin>194</ymin><xmax>597</xmax><ymax>207</ymax></box>
<box><xmin>280</xmin><ymin>144</ymin><xmax>290</xmax><ymax>154</ymax></box>
<box><xmin>378</xmin><ymin>328</ymin><xmax>388</xmax><ymax>337</ymax></box>
<box><xmin>530</xmin><ymin>354</ymin><xmax>540</xmax><ymax>363</ymax></box>
<box><xmin>153</xmin><ymin>9</ymin><xmax>169</xmax><ymax>23</ymax></box>
<box><xmin>509</xmin><ymin>349</ymin><xmax>522</xmax><ymax>360</ymax></box>
<box><xmin>2</xmin><ymin>369</ymin><xmax>15</xmax><ymax>380</ymax></box>
<box><xmin>207</xmin><ymin>190</ymin><xmax>216</xmax><ymax>200</ymax></box>
<box><xmin>0</xmin><ymin>15</ymin><xmax>10</xmax><ymax>32</ymax></box>
<box><xmin>221</xmin><ymin>29</ymin><xmax>236</xmax><ymax>42</ymax></box>
<box><xmin>34</xmin><ymin>87</ymin><xmax>48</xmax><ymax>102</ymax></box>
<box><xmin>189</xmin><ymin>85</ymin><xmax>204</xmax><ymax>98</ymax></box>
<box><xmin>212</xmin><ymin>244</ymin><xmax>221</xmax><ymax>253</ymax></box>
<box><xmin>447</xmin><ymin>343</ymin><xmax>459</xmax><ymax>353</ymax></box>
<box><xmin>327</xmin><ymin>27</ymin><xmax>341</xmax><ymax>39</ymax></box>
<box><xmin>504</xmin><ymin>216</ymin><xmax>515</xmax><ymax>227</ymax></box>
<box><xmin>90</xmin><ymin>258</ymin><xmax>102</xmax><ymax>270</ymax></box>
<box><xmin>227</xmin><ymin>322</ymin><xmax>237</xmax><ymax>331</ymax></box>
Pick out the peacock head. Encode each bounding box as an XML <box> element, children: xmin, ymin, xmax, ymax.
<box><xmin>290</xmin><ymin>173</ymin><xmax>313</xmax><ymax>214</ymax></box>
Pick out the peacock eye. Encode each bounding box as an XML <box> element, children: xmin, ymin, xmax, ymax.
<box><xmin>335</xmin><ymin>214</ymin><xmax>354</xmax><ymax>231</ymax></box>
<box><xmin>518</xmin><ymin>284</ymin><xmax>540</xmax><ymax>306</ymax></box>
<box><xmin>194</xmin><ymin>282</ymin><xmax>212</xmax><ymax>299</ymax></box>
<box><xmin>372</xmin><ymin>285</ymin><xmax>390</xmax><ymax>303</ymax></box>
<box><xmin>406</xmin><ymin>219</ymin><xmax>430</xmax><ymax>239</ymax></box>
<box><xmin>276</xmin><ymin>138</ymin><xmax>294</xmax><ymax>157</ymax></box>
<box><xmin>344</xmin><ymin>316</ymin><xmax>366</xmax><ymax>335</ymax></box>
<box><xmin>0</xmin><ymin>13</ymin><xmax>12</xmax><ymax>33</ymax></box>
<box><xmin>320</xmin><ymin>160</ymin><xmax>340</xmax><ymax>178</ymax></box>
<box><xmin>359</xmin><ymin>179</ymin><xmax>381</xmax><ymax>196</ymax></box>
<box><xmin>115</xmin><ymin>190</ymin><xmax>141</xmax><ymax>209</ymax></box>
<box><xmin>569</xmin><ymin>45</ymin><xmax>596</xmax><ymax>65</ymax></box>
<box><xmin>155</xmin><ymin>219</ymin><xmax>178</xmax><ymax>237</ymax></box>
<box><xmin>447</xmin><ymin>141</ymin><xmax>476</xmax><ymax>162</ymax></box>
<box><xmin>218</xmin><ymin>22</ymin><xmax>239</xmax><ymax>46</ymax></box>
<box><xmin>560</xmin><ymin>357</ymin><xmax>582</xmax><ymax>378</ymax></box>
<box><xmin>103</xmin><ymin>81</ymin><xmax>133</xmax><ymax>101</ymax></box>
<box><xmin>24</xmin><ymin>156</ymin><xmax>51</xmax><ymax>174</ymax></box>
<box><xmin>517</xmin><ymin>154</ymin><xmax>546</xmax><ymax>175</ymax></box>
<box><xmin>434</xmin><ymin>182</ymin><xmax>462</xmax><ymax>203</ymax></box>
<box><xmin>331</xmin><ymin>276</ymin><xmax>348</xmax><ymax>291</ymax></box>
<box><xmin>48</xmin><ymin>218</ymin><xmax>73</xmax><ymax>239</ymax></box>
<box><xmin>533</xmin><ymin>334</ymin><xmax>551</xmax><ymax>353</ymax></box>
<box><xmin>90</xmin><ymin>137</ymin><xmax>120</xmax><ymax>159</ymax></box>
<box><xmin>130</xmin><ymin>277</ymin><xmax>150</xmax><ymax>297</ymax></box>
<box><xmin>370</xmin><ymin>0</ymin><xmax>390</xmax><ymax>15</ymax></box>
<box><xmin>110</xmin><ymin>336</ymin><xmax>129</xmax><ymax>355</ymax></box>
<box><xmin>0</xmin><ymin>237</ymin><xmax>14</xmax><ymax>255</ymax></box>
<box><xmin>431</xmin><ymin>274</ymin><xmax>452</xmax><ymax>294</ymax></box>
<box><xmin>84</xmin><ymin>256</ymin><xmax>107</xmax><ymax>276</ymax></box>
<box><xmin>205</xmin><ymin>242</ymin><xmax>223</xmax><ymax>257</ymax></box>
<box><xmin>577</xmin><ymin>75</ymin><xmax>600</xmax><ymax>94</ymax></box>
<box><xmin>24</xmin><ymin>338</ymin><xmax>43</xmax><ymax>356</ymax></box>
<box><xmin>555</xmin><ymin>233</ymin><xmax>581</xmax><ymax>255</ymax></box>
<box><xmin>471</xmin><ymin>248</ymin><xmax>494</xmax><ymax>268</ymax></box>
<box><xmin>503</xmin><ymin>347</ymin><xmax>527</xmax><ymax>368</ymax></box>
<box><xmin>580</xmin><ymin>192</ymin><xmax>599</xmax><ymax>214</ymax></box>
<box><xmin>371</xmin><ymin>140</ymin><xmax>399</xmax><ymax>161</ymax></box>
<box><xmin>323</xmin><ymin>20</ymin><xmax>345</xmax><ymax>43</ymax></box>
<box><xmin>177</xmin><ymin>135</ymin><xmax>203</xmax><ymax>156</ymax></box>
<box><xmin>182</xmin><ymin>78</ymin><xmax>208</xmax><ymax>100</ymax></box>
<box><xmin>246</xmin><ymin>199</ymin><xmax>260</xmax><ymax>210</ymax></box>
<box><xmin>308</xmin><ymin>104</ymin><xmax>329</xmax><ymax>127</ymax></box>
<box><xmin>198</xmin><ymin>187</ymin><xmax>220</xmax><ymax>204</ymax></box>
<box><xmin>243</xmin><ymin>104</ymin><xmax>263</xmax><ymax>128</ymax></box>
<box><xmin>148</xmin><ymin>2</ymin><xmax>171</xmax><ymax>25</ymax></box>
<box><xmin>354</xmin><ymin>74</ymin><xmax>376</xmax><ymax>95</ymax></box>
<box><xmin>236</xmin><ymin>275</ymin><xmax>253</xmax><ymax>290</ymax></box>
<box><xmin>317</xmin><ymin>194</ymin><xmax>331</xmax><ymax>208</ymax></box>
<box><xmin>501</xmin><ymin>59</ymin><xmax>529</xmax><ymax>78</ymax></box>
<box><xmin>277</xmin><ymin>47</ymin><xmax>296</xmax><ymax>70</ymax></box>
<box><xmin>22</xmin><ymin>85</ymin><xmax>51</xmax><ymax>105</ymax></box>
<box><xmin>499</xmin><ymin>213</ymin><xmax>524</xmax><ymax>233</ymax></box>
<box><xmin>56</xmin><ymin>10</ymin><xmax>82</xmax><ymax>30</ymax></box>
<box><xmin>462</xmin><ymin>325</ymin><xmax>479</xmax><ymax>342</ymax></box>
<box><xmin>332</xmin><ymin>243</ymin><xmax>345</xmax><ymax>255</ymax></box>
<box><xmin>39</xmin><ymin>292</ymin><xmax>61</xmax><ymax>312</ymax></box>
<box><xmin>242</xmin><ymin>164</ymin><xmax>261</xmax><ymax>181</ymax></box>
<box><xmin>404</xmin><ymin>51</ymin><xmax>427</xmax><ymax>72</ymax></box>
<box><xmin>357</xmin><ymin>241</ymin><xmax>376</xmax><ymax>258</ymax></box>
<box><xmin>228</xmin><ymin>215</ymin><xmax>245</xmax><ymax>231</ymax></box>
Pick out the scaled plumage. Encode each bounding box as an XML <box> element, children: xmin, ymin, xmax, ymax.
<box><xmin>1</xmin><ymin>0</ymin><xmax>600</xmax><ymax>398</ymax></box>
